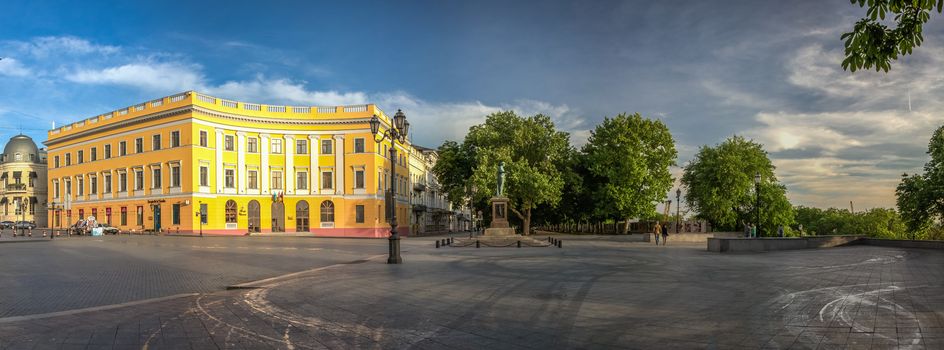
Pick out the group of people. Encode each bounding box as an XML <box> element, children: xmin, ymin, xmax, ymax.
<box><xmin>743</xmin><ymin>222</ymin><xmax>786</xmax><ymax>238</ymax></box>
<box><xmin>652</xmin><ymin>222</ymin><xmax>669</xmax><ymax>245</ymax></box>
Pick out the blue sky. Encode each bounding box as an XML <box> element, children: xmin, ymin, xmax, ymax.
<box><xmin>2</xmin><ymin>0</ymin><xmax>943</xmax><ymax>210</ymax></box>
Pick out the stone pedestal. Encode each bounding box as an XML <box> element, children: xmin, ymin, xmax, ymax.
<box><xmin>484</xmin><ymin>197</ymin><xmax>516</xmax><ymax>236</ymax></box>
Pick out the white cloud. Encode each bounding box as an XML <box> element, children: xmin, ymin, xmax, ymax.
<box><xmin>66</xmin><ymin>61</ymin><xmax>205</xmax><ymax>93</ymax></box>
<box><xmin>205</xmin><ymin>77</ymin><xmax>368</xmax><ymax>106</ymax></box>
<box><xmin>6</xmin><ymin>36</ymin><xmax>120</xmax><ymax>58</ymax></box>
<box><xmin>0</xmin><ymin>58</ymin><xmax>31</xmax><ymax>77</ymax></box>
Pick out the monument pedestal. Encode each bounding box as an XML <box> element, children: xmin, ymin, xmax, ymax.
<box><xmin>484</xmin><ymin>196</ymin><xmax>516</xmax><ymax>236</ymax></box>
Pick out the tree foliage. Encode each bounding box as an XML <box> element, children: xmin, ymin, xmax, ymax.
<box><xmin>895</xmin><ymin>124</ymin><xmax>944</xmax><ymax>238</ymax></box>
<box><xmin>842</xmin><ymin>0</ymin><xmax>944</xmax><ymax>72</ymax></box>
<box><xmin>793</xmin><ymin>206</ymin><xmax>908</xmax><ymax>239</ymax></box>
<box><xmin>582</xmin><ymin>113</ymin><xmax>677</xmax><ymax>232</ymax></box>
<box><xmin>681</xmin><ymin>136</ymin><xmax>793</xmax><ymax>233</ymax></box>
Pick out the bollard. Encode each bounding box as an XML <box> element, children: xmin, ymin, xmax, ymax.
<box><xmin>558</xmin><ymin>240</ymin><xmax>562</xmax><ymax>248</ymax></box>
<box><xmin>476</xmin><ymin>240</ymin><xmax>480</xmax><ymax>248</ymax></box>
<box><xmin>449</xmin><ymin>237</ymin><xmax>453</xmax><ymax>245</ymax></box>
<box><xmin>517</xmin><ymin>240</ymin><xmax>521</xmax><ymax>248</ymax></box>
<box><xmin>436</xmin><ymin>240</ymin><xmax>440</xmax><ymax>248</ymax></box>
<box><xmin>548</xmin><ymin>237</ymin><xmax>551</xmax><ymax>242</ymax></box>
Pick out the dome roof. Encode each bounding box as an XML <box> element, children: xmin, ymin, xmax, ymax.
<box><xmin>2</xmin><ymin>135</ymin><xmax>40</xmax><ymax>164</ymax></box>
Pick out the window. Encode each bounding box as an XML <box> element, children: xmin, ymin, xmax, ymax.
<box><xmin>136</xmin><ymin>206</ymin><xmax>143</xmax><ymax>226</ymax></box>
<box><xmin>90</xmin><ymin>147</ymin><xmax>97</xmax><ymax>161</ymax></box>
<box><xmin>171</xmin><ymin>166</ymin><xmax>180</xmax><ymax>187</ymax></box>
<box><xmin>77</xmin><ymin>150</ymin><xmax>84</xmax><ymax>164</ymax></box>
<box><xmin>297</xmin><ymin>171</ymin><xmax>308</xmax><ymax>190</ymax></box>
<box><xmin>200</xmin><ymin>203</ymin><xmax>208</xmax><ymax>224</ymax></box>
<box><xmin>54</xmin><ymin>156</ymin><xmax>59</xmax><ymax>168</ymax></box>
<box><xmin>321</xmin><ymin>139</ymin><xmax>332</xmax><ymax>154</ymax></box>
<box><xmin>119</xmin><ymin>173</ymin><xmax>127</xmax><ymax>192</ymax></box>
<box><xmin>65</xmin><ymin>153</ymin><xmax>71</xmax><ymax>166</ymax></box>
<box><xmin>120</xmin><ymin>207</ymin><xmax>127</xmax><ymax>226</ymax></box>
<box><xmin>322</xmin><ymin>171</ymin><xmax>333</xmax><ymax>189</ymax></box>
<box><xmin>152</xmin><ymin>168</ymin><xmax>161</xmax><ymax>189</ymax></box>
<box><xmin>104</xmin><ymin>144</ymin><xmax>111</xmax><ymax>159</ymax></box>
<box><xmin>199</xmin><ymin>166</ymin><xmax>209</xmax><ymax>187</ymax></box>
<box><xmin>172</xmin><ymin>204</ymin><xmax>180</xmax><ymax>225</ymax></box>
<box><xmin>271</xmin><ymin>139</ymin><xmax>283</xmax><ymax>154</ymax></box>
<box><xmin>199</xmin><ymin>131</ymin><xmax>208</xmax><ymax>147</ymax></box>
<box><xmin>354</xmin><ymin>138</ymin><xmax>365</xmax><ymax>153</ymax></box>
<box><xmin>28</xmin><ymin>175</ymin><xmax>33</xmax><ymax>187</ymax></box>
<box><xmin>152</xmin><ymin>134</ymin><xmax>161</xmax><ymax>151</ymax></box>
<box><xmin>320</xmin><ymin>201</ymin><xmax>335</xmax><ymax>222</ymax></box>
<box><xmin>225</xmin><ymin>169</ymin><xmax>235</xmax><ymax>188</ymax></box>
<box><xmin>77</xmin><ymin>178</ymin><xmax>84</xmax><ymax>196</ymax></box>
<box><xmin>65</xmin><ymin>179</ymin><xmax>71</xmax><ymax>196</ymax></box>
<box><xmin>90</xmin><ymin>176</ymin><xmax>97</xmax><ymax>194</ymax></box>
<box><xmin>119</xmin><ymin>141</ymin><xmax>127</xmax><ymax>156</ymax></box>
<box><xmin>225</xmin><ymin>200</ymin><xmax>237</xmax><ymax>223</ymax></box>
<box><xmin>354</xmin><ymin>170</ymin><xmax>365</xmax><ymax>189</ymax></box>
<box><xmin>296</xmin><ymin>201</ymin><xmax>309</xmax><ymax>232</ymax></box>
<box><xmin>271</xmin><ymin>170</ymin><xmax>283</xmax><ymax>189</ymax></box>
<box><xmin>53</xmin><ymin>180</ymin><xmax>60</xmax><ymax>198</ymax></box>
<box><xmin>247</xmin><ymin>138</ymin><xmax>258</xmax><ymax>153</ymax></box>
<box><xmin>355</xmin><ymin>205</ymin><xmax>364</xmax><ymax>223</ymax></box>
<box><xmin>248</xmin><ymin>170</ymin><xmax>258</xmax><ymax>189</ymax></box>
<box><xmin>171</xmin><ymin>131</ymin><xmax>180</xmax><ymax>147</ymax></box>
<box><xmin>296</xmin><ymin>139</ymin><xmax>307</xmax><ymax>154</ymax></box>
<box><xmin>135</xmin><ymin>138</ymin><xmax>143</xmax><ymax>153</ymax></box>
<box><xmin>224</xmin><ymin>135</ymin><xmax>234</xmax><ymax>151</ymax></box>
<box><xmin>135</xmin><ymin>170</ymin><xmax>144</xmax><ymax>190</ymax></box>
<box><xmin>104</xmin><ymin>174</ymin><xmax>112</xmax><ymax>193</ymax></box>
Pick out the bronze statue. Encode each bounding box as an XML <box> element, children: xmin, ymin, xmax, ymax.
<box><xmin>496</xmin><ymin>161</ymin><xmax>505</xmax><ymax>196</ymax></box>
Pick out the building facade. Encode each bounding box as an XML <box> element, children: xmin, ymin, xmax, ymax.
<box><xmin>45</xmin><ymin>91</ymin><xmax>411</xmax><ymax>237</ymax></box>
<box><xmin>408</xmin><ymin>145</ymin><xmax>471</xmax><ymax>234</ymax></box>
<box><xmin>0</xmin><ymin>135</ymin><xmax>48</xmax><ymax>226</ymax></box>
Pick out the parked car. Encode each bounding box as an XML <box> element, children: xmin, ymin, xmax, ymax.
<box><xmin>70</xmin><ymin>220</ymin><xmax>90</xmax><ymax>235</ymax></box>
<box><xmin>96</xmin><ymin>223</ymin><xmax>119</xmax><ymax>235</ymax></box>
<box><xmin>0</xmin><ymin>221</ymin><xmax>14</xmax><ymax>229</ymax></box>
<box><xmin>14</xmin><ymin>221</ymin><xmax>36</xmax><ymax>229</ymax></box>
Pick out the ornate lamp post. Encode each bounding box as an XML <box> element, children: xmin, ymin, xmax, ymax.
<box><xmin>675</xmin><ymin>188</ymin><xmax>681</xmax><ymax>233</ymax></box>
<box><xmin>369</xmin><ymin>109</ymin><xmax>410</xmax><ymax>264</ymax></box>
<box><xmin>754</xmin><ymin>172</ymin><xmax>761</xmax><ymax>238</ymax></box>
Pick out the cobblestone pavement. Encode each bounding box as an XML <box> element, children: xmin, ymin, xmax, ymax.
<box><xmin>1</xmin><ymin>236</ymin><xmax>943</xmax><ymax>349</ymax></box>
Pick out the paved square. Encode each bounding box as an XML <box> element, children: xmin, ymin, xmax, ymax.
<box><xmin>0</xmin><ymin>235</ymin><xmax>942</xmax><ymax>349</ymax></box>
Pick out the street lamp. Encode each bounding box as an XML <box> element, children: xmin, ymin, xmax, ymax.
<box><xmin>675</xmin><ymin>188</ymin><xmax>681</xmax><ymax>233</ymax></box>
<box><xmin>369</xmin><ymin>109</ymin><xmax>410</xmax><ymax>264</ymax></box>
<box><xmin>754</xmin><ymin>172</ymin><xmax>761</xmax><ymax>238</ymax></box>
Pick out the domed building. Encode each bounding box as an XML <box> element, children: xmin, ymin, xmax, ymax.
<box><xmin>0</xmin><ymin>135</ymin><xmax>47</xmax><ymax>227</ymax></box>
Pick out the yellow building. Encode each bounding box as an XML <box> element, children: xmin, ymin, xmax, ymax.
<box><xmin>45</xmin><ymin>91</ymin><xmax>412</xmax><ymax>237</ymax></box>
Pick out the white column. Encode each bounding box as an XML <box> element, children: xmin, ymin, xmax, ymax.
<box><xmin>236</xmin><ymin>132</ymin><xmax>246</xmax><ymax>194</ymax></box>
<box><xmin>261</xmin><ymin>134</ymin><xmax>270</xmax><ymax>194</ymax></box>
<box><xmin>309</xmin><ymin>135</ymin><xmax>319</xmax><ymax>192</ymax></box>
<box><xmin>285</xmin><ymin>135</ymin><xmax>294</xmax><ymax>194</ymax></box>
<box><xmin>334</xmin><ymin>135</ymin><xmax>344</xmax><ymax>194</ymax></box>
<box><xmin>215</xmin><ymin>130</ymin><xmax>224</xmax><ymax>193</ymax></box>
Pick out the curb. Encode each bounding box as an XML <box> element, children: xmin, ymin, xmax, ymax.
<box><xmin>0</xmin><ymin>239</ymin><xmax>52</xmax><ymax>244</ymax></box>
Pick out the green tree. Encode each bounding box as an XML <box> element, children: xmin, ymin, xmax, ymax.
<box><xmin>895</xmin><ymin>124</ymin><xmax>944</xmax><ymax>239</ymax></box>
<box><xmin>842</xmin><ymin>0</ymin><xmax>944</xmax><ymax>72</ymax></box>
<box><xmin>681</xmin><ymin>136</ymin><xmax>794</xmax><ymax>234</ymax></box>
<box><xmin>582</xmin><ymin>113</ymin><xmax>677</xmax><ymax>233</ymax></box>
<box><xmin>435</xmin><ymin>111</ymin><xmax>571</xmax><ymax>235</ymax></box>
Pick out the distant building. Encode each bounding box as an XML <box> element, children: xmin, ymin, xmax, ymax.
<box><xmin>0</xmin><ymin>135</ymin><xmax>48</xmax><ymax>226</ymax></box>
<box><xmin>409</xmin><ymin>145</ymin><xmax>471</xmax><ymax>234</ymax></box>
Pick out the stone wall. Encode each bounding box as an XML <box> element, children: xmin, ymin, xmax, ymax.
<box><xmin>645</xmin><ymin>231</ymin><xmax>742</xmax><ymax>243</ymax></box>
<box><xmin>707</xmin><ymin>235</ymin><xmax>864</xmax><ymax>253</ymax></box>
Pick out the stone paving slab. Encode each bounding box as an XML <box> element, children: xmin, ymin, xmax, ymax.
<box><xmin>0</xmin><ymin>237</ymin><xmax>943</xmax><ymax>349</ymax></box>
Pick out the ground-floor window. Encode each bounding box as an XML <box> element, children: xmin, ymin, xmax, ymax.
<box><xmin>172</xmin><ymin>204</ymin><xmax>180</xmax><ymax>225</ymax></box>
<box><xmin>225</xmin><ymin>200</ymin><xmax>237</xmax><ymax>223</ymax></box>
<box><xmin>120</xmin><ymin>207</ymin><xmax>127</xmax><ymax>225</ymax></box>
<box><xmin>355</xmin><ymin>205</ymin><xmax>364</xmax><ymax>223</ymax></box>
<box><xmin>136</xmin><ymin>206</ymin><xmax>143</xmax><ymax>226</ymax></box>
<box><xmin>320</xmin><ymin>200</ymin><xmax>334</xmax><ymax>222</ymax></box>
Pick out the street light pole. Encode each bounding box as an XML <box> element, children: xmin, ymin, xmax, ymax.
<box><xmin>370</xmin><ymin>110</ymin><xmax>410</xmax><ymax>264</ymax></box>
<box><xmin>675</xmin><ymin>188</ymin><xmax>681</xmax><ymax>233</ymax></box>
<box><xmin>754</xmin><ymin>172</ymin><xmax>761</xmax><ymax>238</ymax></box>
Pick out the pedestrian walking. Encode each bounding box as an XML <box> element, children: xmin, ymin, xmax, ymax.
<box><xmin>750</xmin><ymin>224</ymin><xmax>757</xmax><ymax>238</ymax></box>
<box><xmin>661</xmin><ymin>223</ymin><xmax>669</xmax><ymax>245</ymax></box>
<box><xmin>777</xmin><ymin>225</ymin><xmax>784</xmax><ymax>238</ymax></box>
<box><xmin>653</xmin><ymin>222</ymin><xmax>661</xmax><ymax>245</ymax></box>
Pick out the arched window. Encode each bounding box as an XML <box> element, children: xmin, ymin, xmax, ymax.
<box><xmin>225</xmin><ymin>200</ymin><xmax>237</xmax><ymax>223</ymax></box>
<box><xmin>320</xmin><ymin>200</ymin><xmax>334</xmax><ymax>222</ymax></box>
<box><xmin>14</xmin><ymin>153</ymin><xmax>21</xmax><ymax>161</ymax></box>
<box><xmin>296</xmin><ymin>200</ymin><xmax>309</xmax><ymax>232</ymax></box>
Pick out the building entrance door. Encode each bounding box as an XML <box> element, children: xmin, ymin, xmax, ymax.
<box><xmin>248</xmin><ymin>200</ymin><xmax>261</xmax><ymax>233</ymax></box>
<box><xmin>271</xmin><ymin>202</ymin><xmax>285</xmax><ymax>232</ymax></box>
<box><xmin>152</xmin><ymin>205</ymin><xmax>162</xmax><ymax>232</ymax></box>
<box><xmin>295</xmin><ymin>200</ymin><xmax>309</xmax><ymax>232</ymax></box>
